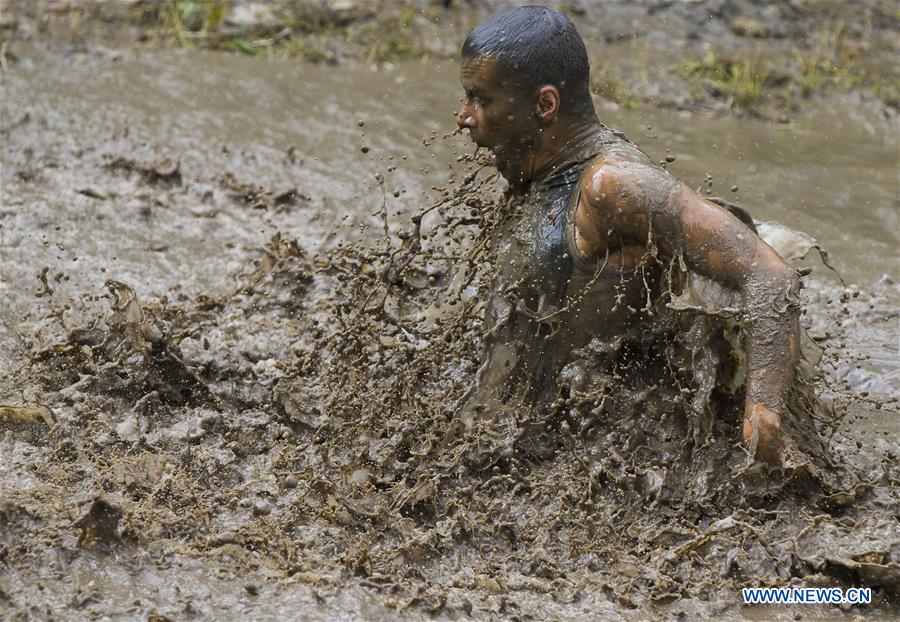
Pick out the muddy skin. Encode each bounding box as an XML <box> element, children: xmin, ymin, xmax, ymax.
<box><xmin>1</xmin><ymin>31</ymin><xmax>899</xmax><ymax>622</ymax></box>
<box><xmin>459</xmin><ymin>37</ymin><xmax>797</xmax><ymax>462</ymax></box>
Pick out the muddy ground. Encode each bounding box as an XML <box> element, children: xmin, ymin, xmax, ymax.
<box><xmin>1</xmin><ymin>1</ymin><xmax>898</xmax><ymax>621</ymax></box>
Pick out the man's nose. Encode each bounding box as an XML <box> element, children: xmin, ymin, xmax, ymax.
<box><xmin>456</xmin><ymin>105</ymin><xmax>475</xmax><ymax>130</ymax></box>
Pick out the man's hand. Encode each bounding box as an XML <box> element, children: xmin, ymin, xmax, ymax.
<box><xmin>743</xmin><ymin>399</ymin><xmax>784</xmax><ymax>465</ymax></box>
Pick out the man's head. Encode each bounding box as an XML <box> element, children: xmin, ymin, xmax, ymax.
<box><xmin>457</xmin><ymin>6</ymin><xmax>596</xmax><ymax>185</ymax></box>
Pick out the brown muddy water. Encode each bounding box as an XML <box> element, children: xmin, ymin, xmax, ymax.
<box><xmin>1</xmin><ymin>47</ymin><xmax>898</xmax><ymax>621</ymax></box>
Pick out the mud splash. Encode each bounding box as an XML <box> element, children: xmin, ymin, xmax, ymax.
<box><xmin>3</xmin><ymin>143</ymin><xmax>899</xmax><ymax>620</ymax></box>
<box><xmin>1</xmin><ymin>43</ymin><xmax>898</xmax><ymax>622</ymax></box>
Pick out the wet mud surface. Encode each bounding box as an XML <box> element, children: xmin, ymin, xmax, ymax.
<box><xmin>2</xmin><ymin>7</ymin><xmax>900</xmax><ymax>622</ymax></box>
<box><xmin>1</xmin><ymin>0</ymin><xmax>896</xmax><ymax>122</ymax></box>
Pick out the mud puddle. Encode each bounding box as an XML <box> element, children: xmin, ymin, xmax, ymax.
<box><xmin>1</xmin><ymin>44</ymin><xmax>898</xmax><ymax>621</ymax></box>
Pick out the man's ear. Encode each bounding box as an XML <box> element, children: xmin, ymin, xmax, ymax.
<box><xmin>535</xmin><ymin>85</ymin><xmax>560</xmax><ymax>123</ymax></box>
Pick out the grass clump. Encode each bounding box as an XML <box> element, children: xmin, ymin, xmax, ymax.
<box><xmin>795</xmin><ymin>18</ymin><xmax>867</xmax><ymax>96</ymax></box>
<box><xmin>156</xmin><ymin>0</ymin><xmax>228</xmax><ymax>48</ymax></box>
<box><xmin>679</xmin><ymin>49</ymin><xmax>774</xmax><ymax>111</ymax></box>
<box><xmin>142</xmin><ymin>0</ymin><xmax>431</xmax><ymax>65</ymax></box>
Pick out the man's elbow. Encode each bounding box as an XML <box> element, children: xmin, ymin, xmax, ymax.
<box><xmin>755</xmin><ymin>244</ymin><xmax>800</xmax><ymax>293</ymax></box>
<box><xmin>786</xmin><ymin>269</ymin><xmax>801</xmax><ymax>297</ymax></box>
<box><xmin>762</xmin><ymin>263</ymin><xmax>802</xmax><ymax>321</ymax></box>
<box><xmin>770</xmin><ymin>263</ymin><xmax>800</xmax><ymax>295</ymax></box>
<box><xmin>743</xmin><ymin>248</ymin><xmax>802</xmax><ymax>313</ymax></box>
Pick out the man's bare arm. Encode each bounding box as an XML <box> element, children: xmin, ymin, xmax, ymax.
<box><xmin>576</xmin><ymin>158</ymin><xmax>801</xmax><ymax>463</ymax></box>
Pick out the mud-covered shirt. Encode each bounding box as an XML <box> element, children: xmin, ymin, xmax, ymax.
<box><xmin>465</xmin><ymin>127</ymin><xmax>657</xmax><ymax>416</ymax></box>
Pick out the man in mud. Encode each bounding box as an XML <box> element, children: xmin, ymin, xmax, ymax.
<box><xmin>455</xmin><ymin>6</ymin><xmax>800</xmax><ymax>464</ymax></box>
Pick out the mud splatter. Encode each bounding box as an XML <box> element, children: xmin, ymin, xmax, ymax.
<box><xmin>2</xmin><ymin>139</ymin><xmax>897</xmax><ymax>620</ymax></box>
<box><xmin>1</xmin><ymin>21</ymin><xmax>898</xmax><ymax>620</ymax></box>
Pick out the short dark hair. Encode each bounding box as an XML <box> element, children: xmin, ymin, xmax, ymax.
<box><xmin>462</xmin><ymin>6</ymin><xmax>595</xmax><ymax>118</ymax></box>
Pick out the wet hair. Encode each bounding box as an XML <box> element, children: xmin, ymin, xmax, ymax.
<box><xmin>462</xmin><ymin>6</ymin><xmax>595</xmax><ymax>119</ymax></box>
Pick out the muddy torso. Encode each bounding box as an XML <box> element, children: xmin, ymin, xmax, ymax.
<box><xmin>472</xmin><ymin>127</ymin><xmax>655</xmax><ymax>411</ymax></box>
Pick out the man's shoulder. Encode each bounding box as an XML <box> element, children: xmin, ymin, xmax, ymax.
<box><xmin>579</xmin><ymin>152</ymin><xmax>651</xmax><ymax>199</ymax></box>
<box><xmin>582</xmin><ymin>125</ymin><xmax>653</xmax><ymax>166</ymax></box>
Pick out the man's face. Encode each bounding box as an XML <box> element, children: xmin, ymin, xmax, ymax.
<box><xmin>457</xmin><ymin>56</ymin><xmax>539</xmax><ymax>185</ymax></box>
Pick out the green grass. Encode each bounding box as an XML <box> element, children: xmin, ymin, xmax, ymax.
<box><xmin>679</xmin><ymin>50</ymin><xmax>773</xmax><ymax>110</ymax></box>
<box><xmin>795</xmin><ymin>18</ymin><xmax>867</xmax><ymax>96</ymax></box>
<box><xmin>142</xmin><ymin>0</ymin><xmax>428</xmax><ymax>64</ymax></box>
<box><xmin>158</xmin><ymin>0</ymin><xmax>227</xmax><ymax>48</ymax></box>
<box><xmin>591</xmin><ymin>77</ymin><xmax>642</xmax><ymax>109</ymax></box>
<box><xmin>676</xmin><ymin>11</ymin><xmax>896</xmax><ymax>118</ymax></box>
